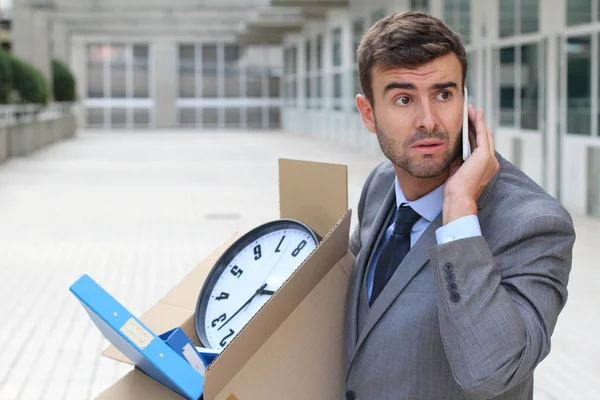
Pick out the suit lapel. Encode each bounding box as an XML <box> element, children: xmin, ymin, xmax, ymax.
<box><xmin>347</xmin><ymin>210</ymin><xmax>443</xmax><ymax>371</ymax></box>
<box><xmin>345</xmin><ymin>182</ymin><xmax>396</xmax><ymax>363</ymax></box>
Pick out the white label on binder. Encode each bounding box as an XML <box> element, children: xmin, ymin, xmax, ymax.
<box><xmin>120</xmin><ymin>318</ymin><xmax>154</xmax><ymax>349</ymax></box>
<box><xmin>182</xmin><ymin>343</ymin><xmax>207</xmax><ymax>376</ymax></box>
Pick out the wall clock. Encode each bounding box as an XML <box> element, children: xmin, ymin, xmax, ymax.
<box><xmin>194</xmin><ymin>219</ymin><xmax>320</xmax><ymax>351</ymax></box>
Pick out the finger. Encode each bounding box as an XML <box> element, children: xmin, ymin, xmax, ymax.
<box><xmin>476</xmin><ymin>107</ymin><xmax>494</xmax><ymax>153</ymax></box>
<box><xmin>475</xmin><ymin>108</ymin><xmax>490</xmax><ymax>153</ymax></box>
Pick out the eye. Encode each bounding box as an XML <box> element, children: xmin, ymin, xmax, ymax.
<box><xmin>437</xmin><ymin>91</ymin><xmax>451</xmax><ymax>101</ymax></box>
<box><xmin>394</xmin><ymin>96</ymin><xmax>411</xmax><ymax>106</ymax></box>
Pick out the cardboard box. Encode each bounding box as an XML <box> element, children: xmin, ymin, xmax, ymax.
<box><xmin>95</xmin><ymin>158</ymin><xmax>355</xmax><ymax>400</ymax></box>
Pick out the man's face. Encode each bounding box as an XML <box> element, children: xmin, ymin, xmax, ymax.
<box><xmin>357</xmin><ymin>53</ymin><xmax>464</xmax><ymax>179</ymax></box>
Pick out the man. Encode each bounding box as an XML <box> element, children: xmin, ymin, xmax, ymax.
<box><xmin>344</xmin><ymin>11</ymin><xmax>576</xmax><ymax>400</ymax></box>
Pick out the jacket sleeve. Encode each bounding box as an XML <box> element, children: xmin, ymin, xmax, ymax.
<box><xmin>428</xmin><ymin>212</ymin><xmax>576</xmax><ymax>399</ymax></box>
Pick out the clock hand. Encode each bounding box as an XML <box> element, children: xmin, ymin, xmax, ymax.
<box><xmin>259</xmin><ymin>289</ymin><xmax>275</xmax><ymax>296</ymax></box>
<box><xmin>218</xmin><ymin>283</ymin><xmax>267</xmax><ymax>331</ymax></box>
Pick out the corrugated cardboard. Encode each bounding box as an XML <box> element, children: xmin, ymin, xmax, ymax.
<box><xmin>96</xmin><ymin>158</ymin><xmax>354</xmax><ymax>399</ymax></box>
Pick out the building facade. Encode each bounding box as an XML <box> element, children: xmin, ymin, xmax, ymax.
<box><xmin>9</xmin><ymin>0</ymin><xmax>600</xmax><ymax>218</ymax></box>
<box><xmin>281</xmin><ymin>0</ymin><xmax>600</xmax><ymax>218</ymax></box>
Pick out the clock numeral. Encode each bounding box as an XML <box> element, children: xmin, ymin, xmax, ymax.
<box><xmin>220</xmin><ymin>329</ymin><xmax>235</xmax><ymax>347</ymax></box>
<box><xmin>211</xmin><ymin>313</ymin><xmax>227</xmax><ymax>328</ymax></box>
<box><xmin>253</xmin><ymin>244</ymin><xmax>262</xmax><ymax>260</ymax></box>
<box><xmin>215</xmin><ymin>292</ymin><xmax>229</xmax><ymax>301</ymax></box>
<box><xmin>231</xmin><ymin>265</ymin><xmax>243</xmax><ymax>278</ymax></box>
<box><xmin>275</xmin><ymin>235</ymin><xmax>286</xmax><ymax>253</ymax></box>
<box><xmin>291</xmin><ymin>240</ymin><xmax>308</xmax><ymax>257</ymax></box>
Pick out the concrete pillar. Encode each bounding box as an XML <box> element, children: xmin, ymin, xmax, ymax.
<box><xmin>51</xmin><ymin>20</ymin><xmax>69</xmax><ymax>65</ymax></box>
<box><xmin>152</xmin><ymin>38</ymin><xmax>177</xmax><ymax>128</ymax></box>
<box><xmin>70</xmin><ymin>37</ymin><xmax>86</xmax><ymax>129</ymax></box>
<box><xmin>11</xmin><ymin>6</ymin><xmax>51</xmax><ymax>84</ymax></box>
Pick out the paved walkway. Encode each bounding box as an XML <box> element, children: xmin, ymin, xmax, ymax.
<box><xmin>0</xmin><ymin>130</ymin><xmax>597</xmax><ymax>400</ymax></box>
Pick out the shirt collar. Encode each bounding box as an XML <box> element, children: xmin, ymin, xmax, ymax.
<box><xmin>394</xmin><ymin>176</ymin><xmax>444</xmax><ymax>223</ymax></box>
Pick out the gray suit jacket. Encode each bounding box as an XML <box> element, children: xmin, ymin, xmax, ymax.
<box><xmin>344</xmin><ymin>153</ymin><xmax>576</xmax><ymax>400</ymax></box>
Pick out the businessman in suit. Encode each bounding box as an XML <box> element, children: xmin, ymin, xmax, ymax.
<box><xmin>344</xmin><ymin>11</ymin><xmax>576</xmax><ymax>400</ymax></box>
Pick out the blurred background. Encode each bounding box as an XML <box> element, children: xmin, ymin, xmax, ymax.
<box><xmin>1</xmin><ymin>0</ymin><xmax>598</xmax><ymax>217</ymax></box>
<box><xmin>0</xmin><ymin>0</ymin><xmax>598</xmax><ymax>399</ymax></box>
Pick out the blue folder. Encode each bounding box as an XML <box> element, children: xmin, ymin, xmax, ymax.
<box><xmin>69</xmin><ymin>274</ymin><xmax>205</xmax><ymax>400</ymax></box>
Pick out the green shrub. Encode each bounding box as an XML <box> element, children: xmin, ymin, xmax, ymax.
<box><xmin>0</xmin><ymin>51</ymin><xmax>12</xmax><ymax>104</ymax></box>
<box><xmin>52</xmin><ymin>58</ymin><xmax>76</xmax><ymax>102</ymax></box>
<box><xmin>7</xmin><ymin>53</ymin><xmax>49</xmax><ymax>105</ymax></box>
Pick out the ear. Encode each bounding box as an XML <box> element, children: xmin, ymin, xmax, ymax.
<box><xmin>356</xmin><ymin>94</ymin><xmax>377</xmax><ymax>134</ymax></box>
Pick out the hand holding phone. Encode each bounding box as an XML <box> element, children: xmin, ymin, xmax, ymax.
<box><xmin>444</xmin><ymin>87</ymin><xmax>499</xmax><ymax>225</ymax></box>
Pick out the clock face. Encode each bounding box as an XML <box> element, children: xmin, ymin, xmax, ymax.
<box><xmin>195</xmin><ymin>220</ymin><xmax>319</xmax><ymax>351</ymax></box>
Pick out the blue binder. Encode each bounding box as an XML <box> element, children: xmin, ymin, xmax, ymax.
<box><xmin>69</xmin><ymin>274</ymin><xmax>205</xmax><ymax>400</ymax></box>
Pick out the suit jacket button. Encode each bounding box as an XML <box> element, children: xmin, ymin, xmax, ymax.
<box><xmin>445</xmin><ymin>272</ymin><xmax>456</xmax><ymax>282</ymax></box>
<box><xmin>450</xmin><ymin>292</ymin><xmax>461</xmax><ymax>303</ymax></box>
<box><xmin>447</xmin><ymin>282</ymin><xmax>458</xmax><ymax>292</ymax></box>
<box><xmin>444</xmin><ymin>262</ymin><xmax>454</xmax><ymax>272</ymax></box>
<box><xmin>345</xmin><ymin>390</ymin><xmax>356</xmax><ymax>400</ymax></box>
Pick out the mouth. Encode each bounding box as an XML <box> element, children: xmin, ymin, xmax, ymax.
<box><xmin>410</xmin><ymin>140</ymin><xmax>445</xmax><ymax>153</ymax></box>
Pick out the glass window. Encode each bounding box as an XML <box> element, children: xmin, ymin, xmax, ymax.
<box><xmin>224</xmin><ymin>108</ymin><xmax>240</xmax><ymax>128</ymax></box>
<box><xmin>247</xmin><ymin>68</ymin><xmax>263</xmax><ymax>98</ymax></box>
<box><xmin>247</xmin><ymin>107</ymin><xmax>262</xmax><ymax>129</ymax></box>
<box><xmin>332</xmin><ymin>28</ymin><xmax>342</xmax><ymax>67</ymax></box>
<box><xmin>466</xmin><ymin>52</ymin><xmax>476</xmax><ymax>97</ymax></box>
<box><xmin>410</xmin><ymin>0</ymin><xmax>429</xmax><ymax>11</ymax></box>
<box><xmin>316</xmin><ymin>75</ymin><xmax>323</xmax><ymax>109</ymax></box>
<box><xmin>86</xmin><ymin>108</ymin><xmax>104</xmax><ymax>126</ymax></box>
<box><xmin>179</xmin><ymin>108</ymin><xmax>196</xmax><ymax>127</ymax></box>
<box><xmin>305</xmin><ymin>77</ymin><xmax>311</xmax><ymax>107</ymax></box>
<box><xmin>352</xmin><ymin>19</ymin><xmax>364</xmax><ymax>63</ymax></box>
<box><xmin>567</xmin><ymin>0</ymin><xmax>592</xmax><ymax>26</ymax></box>
<box><xmin>459</xmin><ymin>0</ymin><xmax>471</xmax><ymax>42</ymax></box>
<box><xmin>224</xmin><ymin>44</ymin><xmax>240</xmax><ymax>98</ymax></box>
<box><xmin>521</xmin><ymin>0</ymin><xmax>539</xmax><ymax>34</ymax></box>
<box><xmin>244</xmin><ymin>46</ymin><xmax>265</xmax><ymax>98</ymax></box>
<box><xmin>179</xmin><ymin>45</ymin><xmax>195</xmax><ymax>98</ymax></box>
<box><xmin>499</xmin><ymin>46</ymin><xmax>516</xmax><ymax>126</ymax></box>
<box><xmin>202</xmin><ymin>45</ymin><xmax>218</xmax><ymax>98</ymax></box>
<box><xmin>110</xmin><ymin>108</ymin><xmax>127</xmax><ymax>128</ymax></box>
<box><xmin>202</xmin><ymin>108</ymin><xmax>219</xmax><ymax>128</ymax></box>
<box><xmin>133</xmin><ymin>44</ymin><xmax>149</xmax><ymax>98</ymax></box>
<box><xmin>87</xmin><ymin>44</ymin><xmax>104</xmax><ymax>98</ymax></box>
<box><xmin>333</xmin><ymin>73</ymin><xmax>342</xmax><ymax>110</ymax></box>
<box><xmin>268</xmin><ymin>72</ymin><xmax>280</xmax><ymax>98</ymax></box>
<box><xmin>305</xmin><ymin>40</ymin><xmax>311</xmax><ymax>73</ymax></box>
<box><xmin>316</xmin><ymin>35</ymin><xmax>323</xmax><ymax>71</ymax></box>
<box><xmin>499</xmin><ymin>0</ymin><xmax>516</xmax><ymax>38</ymax></box>
<box><xmin>371</xmin><ymin>8</ymin><xmax>386</xmax><ymax>25</ymax></box>
<box><xmin>269</xmin><ymin>107</ymin><xmax>281</xmax><ymax>128</ymax></box>
<box><xmin>520</xmin><ymin>43</ymin><xmax>539</xmax><ymax>130</ymax></box>
<box><xmin>133</xmin><ymin>109</ymin><xmax>150</xmax><ymax>128</ymax></box>
<box><xmin>109</xmin><ymin>44</ymin><xmax>127</xmax><ymax>98</ymax></box>
<box><xmin>444</xmin><ymin>0</ymin><xmax>471</xmax><ymax>44</ymax></box>
<box><xmin>566</xmin><ymin>36</ymin><xmax>591</xmax><ymax>135</ymax></box>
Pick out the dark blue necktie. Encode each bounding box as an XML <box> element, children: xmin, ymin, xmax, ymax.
<box><xmin>370</xmin><ymin>204</ymin><xmax>421</xmax><ymax>306</ymax></box>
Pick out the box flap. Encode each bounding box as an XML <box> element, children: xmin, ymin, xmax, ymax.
<box><xmin>102</xmin><ymin>233</ymin><xmax>240</xmax><ymax>364</ymax></box>
<box><xmin>278</xmin><ymin>159</ymin><xmax>348</xmax><ymax>238</ymax></box>
<box><xmin>214</xmin><ymin>251</ymin><xmax>354</xmax><ymax>400</ymax></box>
<box><xmin>204</xmin><ymin>209</ymin><xmax>352</xmax><ymax>399</ymax></box>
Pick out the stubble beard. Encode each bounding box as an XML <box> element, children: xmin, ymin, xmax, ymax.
<box><xmin>375</xmin><ymin>122</ymin><xmax>461</xmax><ymax>179</ymax></box>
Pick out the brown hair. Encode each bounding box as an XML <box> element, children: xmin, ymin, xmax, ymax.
<box><xmin>357</xmin><ymin>11</ymin><xmax>468</xmax><ymax>106</ymax></box>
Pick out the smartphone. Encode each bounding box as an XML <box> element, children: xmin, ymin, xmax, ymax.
<box><xmin>462</xmin><ymin>86</ymin><xmax>472</xmax><ymax>161</ymax></box>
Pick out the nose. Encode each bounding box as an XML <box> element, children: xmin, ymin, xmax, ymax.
<box><xmin>415</xmin><ymin>100</ymin><xmax>439</xmax><ymax>133</ymax></box>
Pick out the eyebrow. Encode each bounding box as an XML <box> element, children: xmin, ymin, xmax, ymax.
<box><xmin>383</xmin><ymin>81</ymin><xmax>459</xmax><ymax>95</ymax></box>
